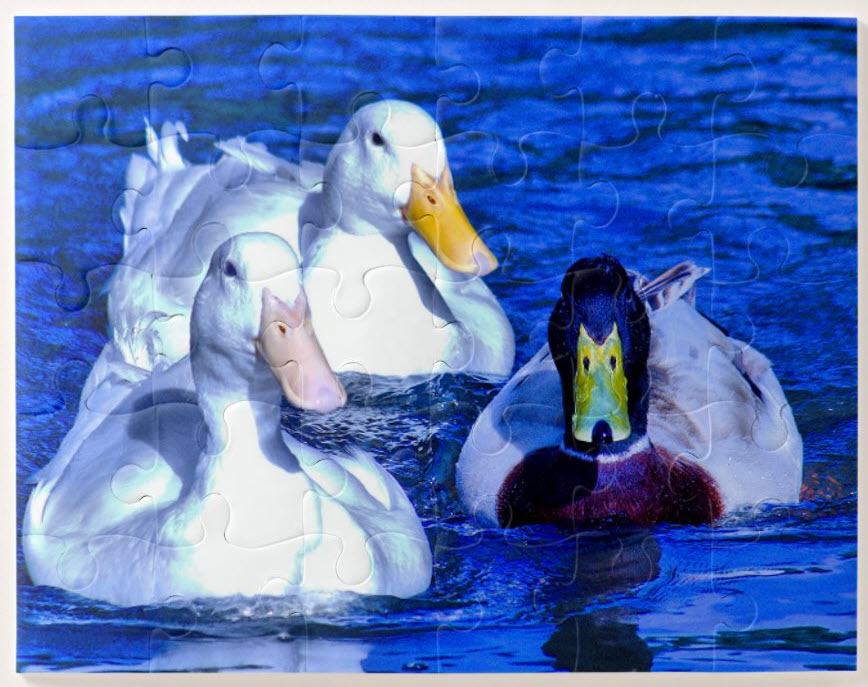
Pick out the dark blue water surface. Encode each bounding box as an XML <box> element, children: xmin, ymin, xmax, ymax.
<box><xmin>15</xmin><ymin>16</ymin><xmax>857</xmax><ymax>672</ymax></box>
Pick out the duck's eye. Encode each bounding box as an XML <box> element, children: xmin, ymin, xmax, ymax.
<box><xmin>582</xmin><ymin>356</ymin><xmax>590</xmax><ymax>372</ymax></box>
<box><xmin>371</xmin><ymin>132</ymin><xmax>385</xmax><ymax>147</ymax></box>
<box><xmin>223</xmin><ymin>261</ymin><xmax>237</xmax><ymax>278</ymax></box>
<box><xmin>426</xmin><ymin>194</ymin><xmax>437</xmax><ymax>205</ymax></box>
<box><xmin>610</xmin><ymin>355</ymin><xmax>617</xmax><ymax>370</ymax></box>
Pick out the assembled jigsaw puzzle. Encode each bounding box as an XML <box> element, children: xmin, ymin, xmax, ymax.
<box><xmin>14</xmin><ymin>15</ymin><xmax>857</xmax><ymax>672</ymax></box>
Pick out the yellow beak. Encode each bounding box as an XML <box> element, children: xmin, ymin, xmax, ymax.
<box><xmin>572</xmin><ymin>323</ymin><xmax>631</xmax><ymax>444</ymax></box>
<box><xmin>401</xmin><ymin>162</ymin><xmax>498</xmax><ymax>276</ymax></box>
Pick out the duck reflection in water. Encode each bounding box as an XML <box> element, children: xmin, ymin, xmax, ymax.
<box><xmin>536</xmin><ymin>529</ymin><xmax>660</xmax><ymax>671</ymax></box>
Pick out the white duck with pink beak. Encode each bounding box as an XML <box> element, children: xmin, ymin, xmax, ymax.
<box><xmin>23</xmin><ymin>233</ymin><xmax>432</xmax><ymax>607</ymax></box>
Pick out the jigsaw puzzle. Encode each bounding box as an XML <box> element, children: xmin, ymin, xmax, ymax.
<box><xmin>14</xmin><ymin>15</ymin><xmax>857</xmax><ymax>672</ymax></box>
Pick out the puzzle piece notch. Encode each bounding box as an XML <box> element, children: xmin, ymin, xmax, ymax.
<box><xmin>16</xmin><ymin>260</ymin><xmax>125</xmax><ymax>426</ymax></box>
<box><xmin>541</xmin><ymin>19</ymin><xmax>768</xmax><ymax>153</ymax></box>
<box><xmin>300</xmin><ymin>262</ymin><xmax>476</xmax><ymax>376</ymax></box>
<box><xmin>437</xmin><ymin>63</ymin><xmax>480</xmax><ymax>109</ymax></box>
<box><xmin>258</xmin><ymin>41</ymin><xmax>305</xmax><ymax>92</ymax></box>
<box><xmin>19</xmin><ymin>128</ymin><xmax>231</xmax><ymax>323</ymax></box>
<box><xmin>537</xmin><ymin>18</ymin><xmax>587</xmax><ymax>99</ymax></box>
<box><xmin>25</xmin><ymin>516</ymin><xmax>164</xmax><ymax>604</ymax></box>
<box><xmin>711</xmin><ymin>591</ymin><xmax>761</xmax><ymax>669</ymax></box>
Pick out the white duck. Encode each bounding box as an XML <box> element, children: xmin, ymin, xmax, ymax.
<box><xmin>458</xmin><ymin>257</ymin><xmax>803</xmax><ymax>528</ymax></box>
<box><xmin>104</xmin><ymin>100</ymin><xmax>514</xmax><ymax>386</ymax></box>
<box><xmin>23</xmin><ymin>233</ymin><xmax>432</xmax><ymax>606</ymax></box>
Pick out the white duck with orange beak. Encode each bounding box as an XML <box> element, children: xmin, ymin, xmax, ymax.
<box><xmin>23</xmin><ymin>234</ymin><xmax>432</xmax><ymax>606</ymax></box>
<box><xmin>107</xmin><ymin>100</ymin><xmax>514</xmax><ymax>382</ymax></box>
<box><xmin>300</xmin><ymin>100</ymin><xmax>514</xmax><ymax>377</ymax></box>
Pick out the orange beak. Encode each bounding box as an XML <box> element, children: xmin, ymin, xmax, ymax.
<box><xmin>401</xmin><ymin>162</ymin><xmax>498</xmax><ymax>276</ymax></box>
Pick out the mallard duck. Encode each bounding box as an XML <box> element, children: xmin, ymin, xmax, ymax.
<box><xmin>457</xmin><ymin>255</ymin><xmax>803</xmax><ymax>528</ymax></box>
<box><xmin>104</xmin><ymin>100</ymin><xmax>514</xmax><ymax>385</ymax></box>
<box><xmin>23</xmin><ymin>233</ymin><xmax>432</xmax><ymax>606</ymax></box>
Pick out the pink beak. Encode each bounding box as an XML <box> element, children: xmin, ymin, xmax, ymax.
<box><xmin>254</xmin><ymin>288</ymin><xmax>347</xmax><ymax>413</ymax></box>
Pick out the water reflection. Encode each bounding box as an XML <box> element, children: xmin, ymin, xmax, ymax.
<box><xmin>516</xmin><ymin>528</ymin><xmax>661</xmax><ymax>612</ymax></box>
<box><xmin>148</xmin><ymin>634</ymin><xmax>371</xmax><ymax>672</ymax></box>
<box><xmin>542</xmin><ymin>612</ymin><xmax>653</xmax><ymax>671</ymax></box>
<box><xmin>532</xmin><ymin>529</ymin><xmax>660</xmax><ymax>670</ymax></box>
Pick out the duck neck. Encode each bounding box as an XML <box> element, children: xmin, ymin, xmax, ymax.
<box><xmin>317</xmin><ymin>181</ymin><xmax>407</xmax><ymax>238</ymax></box>
<box><xmin>192</xmin><ymin>349</ymin><xmax>295</xmax><ymax>493</ymax></box>
<box><xmin>302</xmin><ymin>216</ymin><xmax>415</xmax><ymax>281</ymax></box>
<box><xmin>563</xmin><ymin>430</ymin><xmax>651</xmax><ymax>463</ymax></box>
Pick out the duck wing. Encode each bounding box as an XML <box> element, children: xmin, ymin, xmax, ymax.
<box><xmin>109</xmin><ymin>123</ymin><xmax>308</xmax><ymax>372</ymax></box>
<box><xmin>25</xmin><ymin>351</ymin><xmax>197</xmax><ymax>538</ymax></box>
<box><xmin>646</xmin><ymin>296</ymin><xmax>802</xmax><ymax>511</ymax></box>
<box><xmin>635</xmin><ymin>261</ymin><xmax>802</xmax><ymax>510</ymax></box>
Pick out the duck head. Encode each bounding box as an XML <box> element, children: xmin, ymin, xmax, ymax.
<box><xmin>323</xmin><ymin>99</ymin><xmax>498</xmax><ymax>276</ymax></box>
<box><xmin>548</xmin><ymin>255</ymin><xmax>651</xmax><ymax>457</ymax></box>
<box><xmin>191</xmin><ymin>233</ymin><xmax>347</xmax><ymax>414</ymax></box>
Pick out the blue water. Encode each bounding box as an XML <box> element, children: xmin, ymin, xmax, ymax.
<box><xmin>15</xmin><ymin>16</ymin><xmax>857</xmax><ymax>672</ymax></box>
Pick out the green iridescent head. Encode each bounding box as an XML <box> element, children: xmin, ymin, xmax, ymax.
<box><xmin>549</xmin><ymin>255</ymin><xmax>651</xmax><ymax>452</ymax></box>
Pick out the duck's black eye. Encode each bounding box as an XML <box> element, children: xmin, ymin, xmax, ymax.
<box><xmin>223</xmin><ymin>261</ymin><xmax>237</xmax><ymax>278</ymax></box>
<box><xmin>371</xmin><ymin>132</ymin><xmax>385</xmax><ymax>147</ymax></box>
<box><xmin>610</xmin><ymin>355</ymin><xmax>617</xmax><ymax>370</ymax></box>
<box><xmin>582</xmin><ymin>356</ymin><xmax>590</xmax><ymax>372</ymax></box>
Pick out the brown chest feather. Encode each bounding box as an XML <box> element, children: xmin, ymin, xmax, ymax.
<box><xmin>496</xmin><ymin>445</ymin><xmax>722</xmax><ymax>528</ymax></box>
